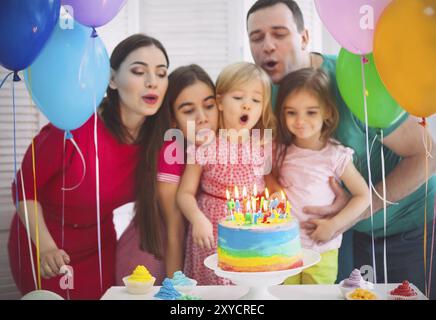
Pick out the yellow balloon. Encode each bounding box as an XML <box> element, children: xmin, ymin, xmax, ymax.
<box><xmin>374</xmin><ymin>0</ymin><xmax>436</xmax><ymax>118</ymax></box>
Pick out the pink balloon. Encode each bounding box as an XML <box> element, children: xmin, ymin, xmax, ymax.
<box><xmin>315</xmin><ymin>0</ymin><xmax>392</xmax><ymax>55</ymax></box>
<box><xmin>62</xmin><ymin>0</ymin><xmax>127</xmax><ymax>28</ymax></box>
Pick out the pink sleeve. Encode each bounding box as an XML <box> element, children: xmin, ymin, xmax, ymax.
<box><xmin>334</xmin><ymin>144</ymin><xmax>355</xmax><ymax>178</ymax></box>
<box><xmin>157</xmin><ymin>141</ymin><xmax>185</xmax><ymax>184</ymax></box>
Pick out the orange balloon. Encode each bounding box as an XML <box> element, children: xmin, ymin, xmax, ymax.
<box><xmin>374</xmin><ymin>0</ymin><xmax>436</xmax><ymax>118</ymax></box>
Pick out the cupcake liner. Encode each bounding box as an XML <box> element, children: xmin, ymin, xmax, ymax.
<box><xmin>388</xmin><ymin>294</ymin><xmax>418</xmax><ymax>301</ymax></box>
<box><xmin>123</xmin><ymin>276</ymin><xmax>156</xmax><ymax>295</ymax></box>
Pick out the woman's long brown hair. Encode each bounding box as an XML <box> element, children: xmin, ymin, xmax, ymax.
<box><xmin>100</xmin><ymin>34</ymin><xmax>170</xmax><ymax>259</ymax></box>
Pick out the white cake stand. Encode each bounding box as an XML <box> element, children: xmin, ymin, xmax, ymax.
<box><xmin>204</xmin><ymin>249</ymin><xmax>321</xmax><ymax>300</ymax></box>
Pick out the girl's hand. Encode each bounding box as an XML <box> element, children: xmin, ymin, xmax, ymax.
<box><xmin>40</xmin><ymin>248</ymin><xmax>70</xmax><ymax>279</ymax></box>
<box><xmin>306</xmin><ymin>218</ymin><xmax>337</xmax><ymax>243</ymax></box>
<box><xmin>192</xmin><ymin>215</ymin><xmax>214</xmax><ymax>250</ymax></box>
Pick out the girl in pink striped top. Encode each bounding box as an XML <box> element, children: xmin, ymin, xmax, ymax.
<box><xmin>157</xmin><ymin>65</ymin><xmax>219</xmax><ymax>278</ymax></box>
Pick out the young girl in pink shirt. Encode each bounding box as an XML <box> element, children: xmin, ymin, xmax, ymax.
<box><xmin>271</xmin><ymin>68</ymin><xmax>369</xmax><ymax>284</ymax></box>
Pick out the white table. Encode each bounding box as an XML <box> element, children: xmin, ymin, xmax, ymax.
<box><xmin>101</xmin><ymin>283</ymin><xmax>427</xmax><ymax>300</ymax></box>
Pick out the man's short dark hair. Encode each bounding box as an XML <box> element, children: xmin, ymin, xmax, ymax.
<box><xmin>246</xmin><ymin>0</ymin><xmax>305</xmax><ymax>32</ymax></box>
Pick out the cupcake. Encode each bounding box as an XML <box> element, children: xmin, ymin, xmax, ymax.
<box><xmin>346</xmin><ymin>288</ymin><xmax>378</xmax><ymax>300</ymax></box>
<box><xmin>170</xmin><ymin>271</ymin><xmax>197</xmax><ymax>294</ymax></box>
<box><xmin>154</xmin><ymin>278</ymin><xmax>182</xmax><ymax>300</ymax></box>
<box><xmin>339</xmin><ymin>269</ymin><xmax>374</xmax><ymax>297</ymax></box>
<box><xmin>123</xmin><ymin>265</ymin><xmax>155</xmax><ymax>295</ymax></box>
<box><xmin>389</xmin><ymin>281</ymin><xmax>418</xmax><ymax>300</ymax></box>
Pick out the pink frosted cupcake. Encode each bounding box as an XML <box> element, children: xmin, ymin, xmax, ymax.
<box><xmin>339</xmin><ymin>269</ymin><xmax>373</xmax><ymax>297</ymax></box>
<box><xmin>389</xmin><ymin>281</ymin><xmax>418</xmax><ymax>300</ymax></box>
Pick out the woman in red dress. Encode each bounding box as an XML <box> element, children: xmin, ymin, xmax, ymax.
<box><xmin>8</xmin><ymin>34</ymin><xmax>171</xmax><ymax>299</ymax></box>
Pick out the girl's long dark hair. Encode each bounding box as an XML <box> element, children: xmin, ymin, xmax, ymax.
<box><xmin>100</xmin><ymin>34</ymin><xmax>170</xmax><ymax>259</ymax></box>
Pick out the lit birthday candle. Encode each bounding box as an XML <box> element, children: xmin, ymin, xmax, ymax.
<box><xmin>252</xmin><ymin>184</ymin><xmax>259</xmax><ymax>212</ymax></box>
<box><xmin>234</xmin><ymin>186</ymin><xmax>240</xmax><ymax>213</ymax></box>
<box><xmin>264</xmin><ymin>188</ymin><xmax>269</xmax><ymax>211</ymax></box>
<box><xmin>245</xmin><ymin>200</ymin><xmax>252</xmax><ymax>224</ymax></box>
<box><xmin>285</xmin><ymin>200</ymin><xmax>292</xmax><ymax>218</ymax></box>
<box><xmin>242</xmin><ymin>186</ymin><xmax>247</xmax><ymax>209</ymax></box>
<box><xmin>226</xmin><ymin>189</ymin><xmax>235</xmax><ymax>220</ymax></box>
<box><xmin>246</xmin><ymin>199</ymin><xmax>251</xmax><ymax>212</ymax></box>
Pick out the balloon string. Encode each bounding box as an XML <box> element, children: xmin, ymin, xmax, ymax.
<box><xmin>361</xmin><ymin>55</ymin><xmax>377</xmax><ymax>283</ymax></box>
<box><xmin>61</xmin><ymin>133</ymin><xmax>70</xmax><ymax>300</ymax></box>
<box><xmin>62</xmin><ymin>134</ymin><xmax>66</xmax><ymax>249</ymax></box>
<box><xmin>19</xmin><ymin>170</ymin><xmax>37</xmax><ymax>290</ymax></box>
<box><xmin>368</xmin><ymin>135</ymin><xmax>398</xmax><ymax>206</ymax></box>
<box><xmin>61</xmin><ymin>134</ymin><xmax>87</xmax><ymax>191</ymax></box>
<box><xmin>12</xmin><ymin>75</ymin><xmax>21</xmax><ymax>289</ymax></box>
<box><xmin>92</xmin><ymin>36</ymin><xmax>103</xmax><ymax>294</ymax></box>
<box><xmin>0</xmin><ymin>71</ymin><xmax>13</xmax><ymax>89</ymax></box>
<box><xmin>380</xmin><ymin>130</ymin><xmax>388</xmax><ymax>284</ymax></box>
<box><xmin>420</xmin><ymin>121</ymin><xmax>430</xmax><ymax>297</ymax></box>
<box><xmin>428</xmin><ymin>193</ymin><xmax>436</xmax><ymax>298</ymax></box>
<box><xmin>31</xmin><ymin>138</ymin><xmax>42</xmax><ymax>290</ymax></box>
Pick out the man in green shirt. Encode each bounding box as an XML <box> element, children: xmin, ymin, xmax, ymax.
<box><xmin>246</xmin><ymin>0</ymin><xmax>436</xmax><ymax>298</ymax></box>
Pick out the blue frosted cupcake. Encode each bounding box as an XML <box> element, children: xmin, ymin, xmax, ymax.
<box><xmin>170</xmin><ymin>271</ymin><xmax>197</xmax><ymax>294</ymax></box>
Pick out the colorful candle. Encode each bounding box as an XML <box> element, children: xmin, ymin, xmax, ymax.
<box><xmin>264</xmin><ymin>188</ymin><xmax>269</xmax><ymax>211</ymax></box>
<box><xmin>251</xmin><ymin>197</ymin><xmax>256</xmax><ymax>212</ymax></box>
<box><xmin>242</xmin><ymin>186</ymin><xmax>247</xmax><ymax>209</ymax></box>
<box><xmin>235</xmin><ymin>199</ymin><xmax>240</xmax><ymax>213</ymax></box>
<box><xmin>253</xmin><ymin>211</ymin><xmax>259</xmax><ymax>224</ymax></box>
<box><xmin>285</xmin><ymin>201</ymin><xmax>291</xmax><ymax>218</ymax></box>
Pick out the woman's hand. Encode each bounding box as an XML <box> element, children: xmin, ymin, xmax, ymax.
<box><xmin>40</xmin><ymin>248</ymin><xmax>70</xmax><ymax>279</ymax></box>
<box><xmin>192</xmin><ymin>215</ymin><xmax>214</xmax><ymax>250</ymax></box>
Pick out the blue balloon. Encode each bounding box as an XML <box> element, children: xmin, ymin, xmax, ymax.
<box><xmin>24</xmin><ymin>22</ymin><xmax>110</xmax><ymax>131</ymax></box>
<box><xmin>0</xmin><ymin>0</ymin><xmax>60</xmax><ymax>71</ymax></box>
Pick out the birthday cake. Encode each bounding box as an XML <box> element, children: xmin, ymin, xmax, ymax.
<box><xmin>217</xmin><ymin>188</ymin><xmax>303</xmax><ymax>272</ymax></box>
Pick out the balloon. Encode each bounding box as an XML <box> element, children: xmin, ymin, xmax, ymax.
<box><xmin>374</xmin><ymin>0</ymin><xmax>436</xmax><ymax>118</ymax></box>
<box><xmin>24</xmin><ymin>22</ymin><xmax>110</xmax><ymax>131</ymax></box>
<box><xmin>315</xmin><ymin>0</ymin><xmax>391</xmax><ymax>55</ymax></box>
<box><xmin>61</xmin><ymin>0</ymin><xmax>127</xmax><ymax>28</ymax></box>
<box><xmin>0</xmin><ymin>0</ymin><xmax>60</xmax><ymax>71</ymax></box>
<box><xmin>336</xmin><ymin>49</ymin><xmax>405</xmax><ymax>129</ymax></box>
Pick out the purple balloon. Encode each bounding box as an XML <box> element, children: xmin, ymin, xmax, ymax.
<box><xmin>61</xmin><ymin>0</ymin><xmax>127</xmax><ymax>28</ymax></box>
<box><xmin>315</xmin><ymin>0</ymin><xmax>391</xmax><ymax>55</ymax></box>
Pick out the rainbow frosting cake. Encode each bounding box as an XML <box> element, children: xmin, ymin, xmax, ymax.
<box><xmin>218</xmin><ymin>187</ymin><xmax>303</xmax><ymax>272</ymax></box>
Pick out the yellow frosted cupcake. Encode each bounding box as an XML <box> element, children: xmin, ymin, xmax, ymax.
<box><xmin>346</xmin><ymin>288</ymin><xmax>378</xmax><ymax>300</ymax></box>
<box><xmin>123</xmin><ymin>265</ymin><xmax>156</xmax><ymax>295</ymax></box>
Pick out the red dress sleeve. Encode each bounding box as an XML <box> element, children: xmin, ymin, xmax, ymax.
<box><xmin>12</xmin><ymin>123</ymin><xmax>65</xmax><ymax>204</ymax></box>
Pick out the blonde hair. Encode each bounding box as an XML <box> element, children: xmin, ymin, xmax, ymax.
<box><xmin>215</xmin><ymin>62</ymin><xmax>276</xmax><ymax>136</ymax></box>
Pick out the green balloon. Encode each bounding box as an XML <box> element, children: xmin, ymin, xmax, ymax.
<box><xmin>336</xmin><ymin>48</ymin><xmax>405</xmax><ymax>129</ymax></box>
